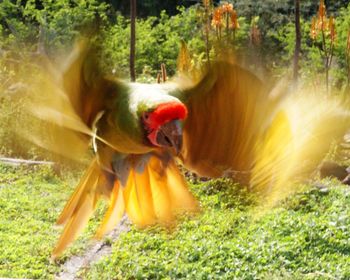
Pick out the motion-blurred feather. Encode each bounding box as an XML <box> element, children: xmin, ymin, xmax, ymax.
<box><xmin>179</xmin><ymin>62</ymin><xmax>350</xmax><ymax>204</ymax></box>
<box><xmin>251</xmin><ymin>93</ymin><xmax>350</xmax><ymax>205</ymax></box>
<box><xmin>52</xmin><ymin>158</ymin><xmax>101</xmax><ymax>258</ymax></box>
<box><xmin>95</xmin><ymin>181</ymin><xmax>124</xmax><ymax>239</ymax></box>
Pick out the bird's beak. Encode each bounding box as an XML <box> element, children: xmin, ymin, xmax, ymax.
<box><xmin>157</xmin><ymin>120</ymin><xmax>183</xmax><ymax>155</ymax></box>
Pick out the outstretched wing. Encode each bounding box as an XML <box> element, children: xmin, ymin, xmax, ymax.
<box><xmin>178</xmin><ymin>61</ymin><xmax>350</xmax><ymax>203</ymax></box>
<box><xmin>21</xmin><ymin>41</ymin><xmax>123</xmax><ymax>161</ymax></box>
<box><xmin>251</xmin><ymin>93</ymin><xmax>350</xmax><ymax>206</ymax></box>
<box><xmin>60</xmin><ymin>41</ymin><xmax>121</xmax><ymax>127</ymax></box>
<box><xmin>179</xmin><ymin>62</ymin><xmax>271</xmax><ymax>179</ymax></box>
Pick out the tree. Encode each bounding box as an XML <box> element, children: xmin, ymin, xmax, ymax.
<box><xmin>293</xmin><ymin>0</ymin><xmax>301</xmax><ymax>84</ymax></box>
<box><xmin>130</xmin><ymin>0</ymin><xmax>136</xmax><ymax>82</ymax></box>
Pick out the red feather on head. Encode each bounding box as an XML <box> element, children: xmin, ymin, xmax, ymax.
<box><xmin>148</xmin><ymin>102</ymin><xmax>188</xmax><ymax>130</ymax></box>
<box><xmin>144</xmin><ymin>102</ymin><xmax>188</xmax><ymax>147</ymax></box>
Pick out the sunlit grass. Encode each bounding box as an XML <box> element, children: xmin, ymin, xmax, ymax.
<box><xmin>1</xmin><ymin>165</ymin><xmax>349</xmax><ymax>279</ymax></box>
<box><xmin>0</xmin><ymin>164</ymin><xmax>102</xmax><ymax>279</ymax></box>
<box><xmin>85</xmin><ymin>179</ymin><xmax>350</xmax><ymax>280</ymax></box>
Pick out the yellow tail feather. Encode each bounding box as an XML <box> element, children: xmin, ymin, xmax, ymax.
<box><xmin>95</xmin><ymin>181</ymin><xmax>125</xmax><ymax>239</ymax></box>
<box><xmin>133</xmin><ymin>168</ymin><xmax>157</xmax><ymax>226</ymax></box>
<box><xmin>147</xmin><ymin>157</ymin><xmax>174</xmax><ymax>225</ymax></box>
<box><xmin>123</xmin><ymin>155</ymin><xmax>199</xmax><ymax>227</ymax></box>
<box><xmin>124</xmin><ymin>168</ymin><xmax>154</xmax><ymax>227</ymax></box>
<box><xmin>56</xmin><ymin>159</ymin><xmax>100</xmax><ymax>225</ymax></box>
<box><xmin>52</xmin><ymin>159</ymin><xmax>101</xmax><ymax>259</ymax></box>
<box><xmin>166</xmin><ymin>160</ymin><xmax>199</xmax><ymax>213</ymax></box>
<box><xmin>53</xmin><ymin>154</ymin><xmax>199</xmax><ymax>258</ymax></box>
<box><xmin>52</xmin><ymin>184</ymin><xmax>99</xmax><ymax>258</ymax></box>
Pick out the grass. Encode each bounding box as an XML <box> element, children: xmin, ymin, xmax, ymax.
<box><xmin>0</xmin><ymin>165</ymin><xmax>349</xmax><ymax>279</ymax></box>
<box><xmin>84</xmin><ymin>179</ymin><xmax>350</xmax><ymax>280</ymax></box>
<box><xmin>0</xmin><ymin>163</ymin><xmax>104</xmax><ymax>279</ymax></box>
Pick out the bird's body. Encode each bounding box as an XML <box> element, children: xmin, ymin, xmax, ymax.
<box><xmin>20</xmin><ymin>42</ymin><xmax>350</xmax><ymax>258</ymax></box>
<box><xmin>97</xmin><ymin>82</ymin><xmax>183</xmax><ymax>155</ymax></box>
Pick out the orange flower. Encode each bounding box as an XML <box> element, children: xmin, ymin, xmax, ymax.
<box><xmin>221</xmin><ymin>2</ymin><xmax>233</xmax><ymax>13</ymax></box>
<box><xmin>211</xmin><ymin>7</ymin><xmax>223</xmax><ymax>27</ymax></box>
<box><xmin>230</xmin><ymin>9</ymin><xmax>239</xmax><ymax>30</ymax></box>
<box><xmin>316</xmin><ymin>0</ymin><xmax>328</xmax><ymax>32</ymax></box>
<box><xmin>310</xmin><ymin>17</ymin><xmax>318</xmax><ymax>40</ymax></box>
<box><xmin>318</xmin><ymin>0</ymin><xmax>326</xmax><ymax>20</ymax></box>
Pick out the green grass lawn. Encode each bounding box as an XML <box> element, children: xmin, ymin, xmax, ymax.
<box><xmin>0</xmin><ymin>163</ymin><xmax>104</xmax><ymax>279</ymax></box>
<box><xmin>0</xmin><ymin>164</ymin><xmax>350</xmax><ymax>279</ymax></box>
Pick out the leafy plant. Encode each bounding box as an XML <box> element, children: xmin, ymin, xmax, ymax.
<box><xmin>310</xmin><ymin>0</ymin><xmax>337</xmax><ymax>93</ymax></box>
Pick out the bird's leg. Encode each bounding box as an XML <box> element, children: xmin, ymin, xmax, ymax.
<box><xmin>111</xmin><ymin>151</ymin><xmax>172</xmax><ymax>186</ymax></box>
<box><xmin>111</xmin><ymin>153</ymin><xmax>131</xmax><ymax>187</ymax></box>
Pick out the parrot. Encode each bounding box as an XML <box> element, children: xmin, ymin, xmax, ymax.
<box><xmin>19</xmin><ymin>42</ymin><xmax>350</xmax><ymax>259</ymax></box>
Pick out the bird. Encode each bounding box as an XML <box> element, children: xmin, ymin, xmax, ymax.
<box><xmin>20</xmin><ymin>41</ymin><xmax>350</xmax><ymax>259</ymax></box>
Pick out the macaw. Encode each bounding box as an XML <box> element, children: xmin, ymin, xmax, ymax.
<box><xmin>24</xmin><ymin>43</ymin><xmax>350</xmax><ymax>258</ymax></box>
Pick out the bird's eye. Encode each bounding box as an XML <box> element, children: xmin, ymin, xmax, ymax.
<box><xmin>144</xmin><ymin>113</ymin><xmax>149</xmax><ymax>119</ymax></box>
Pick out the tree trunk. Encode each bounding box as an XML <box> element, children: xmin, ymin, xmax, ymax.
<box><xmin>293</xmin><ymin>0</ymin><xmax>301</xmax><ymax>84</ymax></box>
<box><xmin>130</xmin><ymin>0</ymin><xmax>136</xmax><ymax>82</ymax></box>
<box><xmin>204</xmin><ymin>5</ymin><xmax>210</xmax><ymax>67</ymax></box>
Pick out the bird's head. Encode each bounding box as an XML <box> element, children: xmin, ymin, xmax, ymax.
<box><xmin>141</xmin><ymin>101</ymin><xmax>188</xmax><ymax>154</ymax></box>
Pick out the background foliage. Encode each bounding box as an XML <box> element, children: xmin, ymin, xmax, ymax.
<box><xmin>1</xmin><ymin>0</ymin><xmax>349</xmax><ymax>80</ymax></box>
<box><xmin>1</xmin><ymin>1</ymin><xmax>350</xmax><ymax>279</ymax></box>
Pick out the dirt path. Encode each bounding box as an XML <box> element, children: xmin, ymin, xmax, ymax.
<box><xmin>55</xmin><ymin>216</ymin><xmax>130</xmax><ymax>280</ymax></box>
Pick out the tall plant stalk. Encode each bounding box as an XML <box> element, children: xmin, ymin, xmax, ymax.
<box><xmin>310</xmin><ymin>0</ymin><xmax>336</xmax><ymax>93</ymax></box>
<box><xmin>203</xmin><ymin>0</ymin><xmax>211</xmax><ymax>67</ymax></box>
<box><xmin>130</xmin><ymin>0</ymin><xmax>136</xmax><ymax>82</ymax></box>
<box><xmin>293</xmin><ymin>0</ymin><xmax>301</xmax><ymax>85</ymax></box>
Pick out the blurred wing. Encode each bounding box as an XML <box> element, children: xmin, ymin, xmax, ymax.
<box><xmin>180</xmin><ymin>62</ymin><xmax>270</xmax><ymax>179</ymax></box>
<box><xmin>60</xmin><ymin>41</ymin><xmax>120</xmax><ymax>126</ymax></box>
<box><xmin>179</xmin><ymin>62</ymin><xmax>350</xmax><ymax>205</ymax></box>
<box><xmin>251</xmin><ymin>94</ymin><xmax>350</xmax><ymax>206</ymax></box>
<box><xmin>20</xmin><ymin>41</ymin><xmax>122</xmax><ymax>161</ymax></box>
